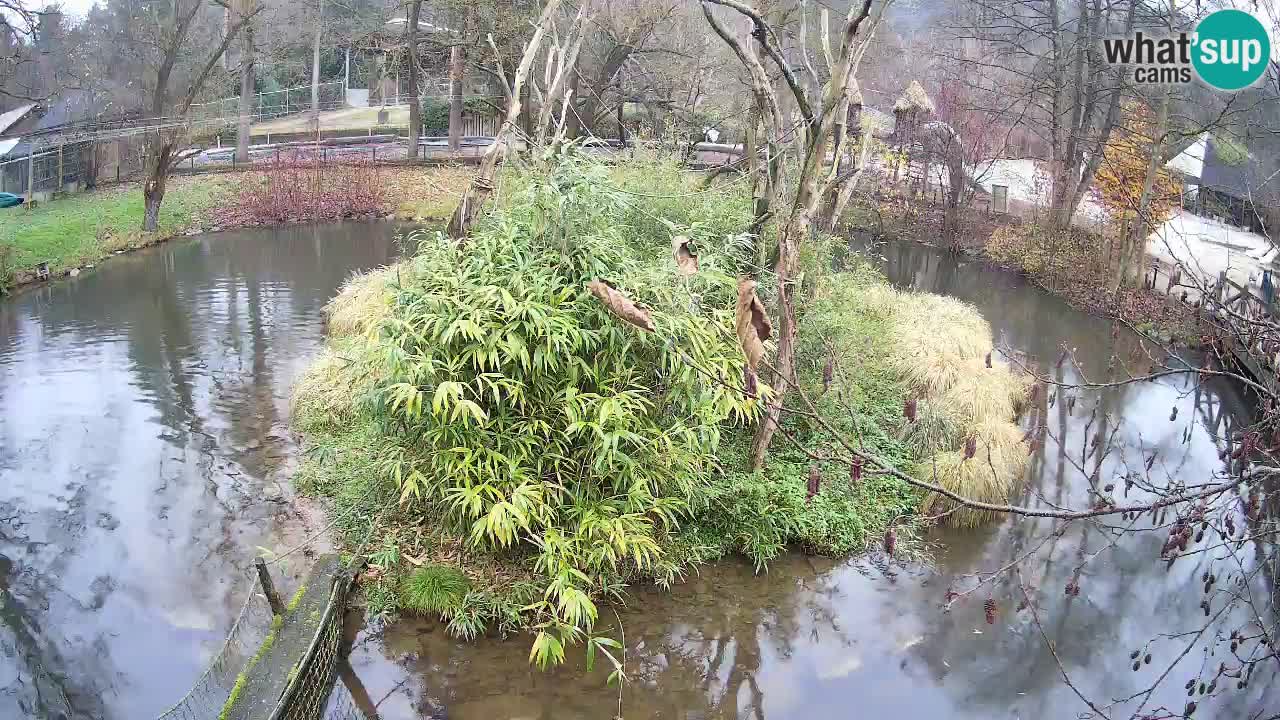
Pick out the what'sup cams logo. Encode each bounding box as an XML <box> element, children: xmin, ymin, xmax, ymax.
<box><xmin>1103</xmin><ymin>9</ymin><xmax>1272</xmax><ymax>90</ymax></box>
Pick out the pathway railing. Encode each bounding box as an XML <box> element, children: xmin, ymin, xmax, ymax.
<box><xmin>153</xmin><ymin>552</ymin><xmax>367</xmax><ymax>720</ymax></box>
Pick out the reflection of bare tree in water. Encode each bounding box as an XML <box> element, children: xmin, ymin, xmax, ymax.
<box><xmin>617</xmin><ymin>564</ymin><xmax>849</xmax><ymax>719</ymax></box>
<box><xmin>848</xmin><ymin>237</ymin><xmax>1280</xmax><ymax>718</ymax></box>
<box><xmin>0</xmin><ymin>550</ymin><xmax>105</xmax><ymax>719</ymax></box>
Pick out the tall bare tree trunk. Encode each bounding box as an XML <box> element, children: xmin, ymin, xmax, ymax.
<box><xmin>407</xmin><ymin>0</ymin><xmax>422</xmax><ymax>159</ymax></box>
<box><xmin>723</xmin><ymin>0</ymin><xmax>875</xmax><ymax>470</ymax></box>
<box><xmin>310</xmin><ymin>0</ymin><xmax>323</xmax><ymax>137</ymax></box>
<box><xmin>139</xmin><ymin>1</ymin><xmax>257</xmax><ymax>232</ymax></box>
<box><xmin>447</xmin><ymin>7</ymin><xmax>468</xmax><ymax>152</ymax></box>
<box><xmin>236</xmin><ymin>3</ymin><xmax>255</xmax><ymax>164</ymax></box>
<box><xmin>534</xmin><ymin>4</ymin><xmax>591</xmax><ymax>144</ymax></box>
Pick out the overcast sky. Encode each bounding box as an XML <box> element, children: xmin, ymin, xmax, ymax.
<box><xmin>15</xmin><ymin>0</ymin><xmax>1280</xmax><ymax>57</ymax></box>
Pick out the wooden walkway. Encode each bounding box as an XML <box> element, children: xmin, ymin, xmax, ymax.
<box><xmin>1149</xmin><ymin>260</ymin><xmax>1280</xmax><ymax>393</ymax></box>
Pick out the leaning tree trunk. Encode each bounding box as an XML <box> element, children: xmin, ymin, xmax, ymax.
<box><xmin>406</xmin><ymin>0</ymin><xmax>422</xmax><ymax>159</ymax></box>
<box><xmin>824</xmin><ymin>133</ymin><xmax>871</xmax><ymax>230</ymax></box>
<box><xmin>446</xmin><ymin>0</ymin><xmax>563</xmax><ymax>239</ymax></box>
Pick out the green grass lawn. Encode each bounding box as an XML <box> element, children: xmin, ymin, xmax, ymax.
<box><xmin>0</xmin><ymin>176</ymin><xmax>230</xmax><ymax>287</ymax></box>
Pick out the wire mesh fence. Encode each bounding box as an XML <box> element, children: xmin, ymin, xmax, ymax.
<box><xmin>270</xmin><ymin>576</ymin><xmax>352</xmax><ymax>720</ymax></box>
<box><xmin>189</xmin><ymin>82</ymin><xmax>347</xmax><ymax>125</ymax></box>
<box><xmin>154</xmin><ymin>574</ymin><xmax>277</xmax><ymax>720</ymax></box>
<box><xmin>145</xmin><ymin>553</ymin><xmax>369</xmax><ymax>720</ymax></box>
<box><xmin>0</xmin><ymin>142</ymin><xmax>97</xmax><ymax>196</ymax></box>
<box><xmin>320</xmin><ymin>679</ymin><xmax>372</xmax><ymax>720</ymax></box>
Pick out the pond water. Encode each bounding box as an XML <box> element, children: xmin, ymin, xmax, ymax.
<box><xmin>1</xmin><ymin>225</ymin><xmax>1274</xmax><ymax>719</ymax></box>
<box><xmin>0</xmin><ymin>223</ymin><xmax>408</xmax><ymax>719</ymax></box>
<box><xmin>343</xmin><ymin>236</ymin><xmax>1277</xmax><ymax>719</ymax></box>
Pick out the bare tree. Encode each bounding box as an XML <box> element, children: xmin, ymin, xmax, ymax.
<box><xmin>949</xmin><ymin>0</ymin><xmax>1135</xmax><ymax>230</ymax></box>
<box><xmin>532</xmin><ymin>2</ymin><xmax>594</xmax><ymax>144</ymax></box>
<box><xmin>310</xmin><ymin>0</ymin><xmax>325</xmax><ymax>138</ymax></box>
<box><xmin>447</xmin><ymin>0</ymin><xmax>565</xmax><ymax>239</ymax></box>
<box><xmin>701</xmin><ymin>0</ymin><xmax>879</xmax><ymax>469</ymax></box>
<box><xmin>235</xmin><ymin>0</ymin><xmax>258</xmax><ymax>164</ymax></box>
<box><xmin>0</xmin><ymin>1</ymin><xmax>40</xmax><ymax>106</ymax></box>
<box><xmin>140</xmin><ymin>0</ymin><xmax>260</xmax><ymax>231</ymax></box>
<box><xmin>447</xmin><ymin>6</ymin><xmax>470</xmax><ymax>152</ymax></box>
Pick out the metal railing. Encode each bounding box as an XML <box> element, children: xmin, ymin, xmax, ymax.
<box><xmin>189</xmin><ymin>82</ymin><xmax>347</xmax><ymax>125</ymax></box>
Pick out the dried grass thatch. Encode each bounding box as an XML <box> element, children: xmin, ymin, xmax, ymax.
<box><xmin>853</xmin><ymin>283</ymin><xmax>903</xmax><ymax>318</ymax></box>
<box><xmin>886</xmin><ymin>295</ymin><xmax>995</xmax><ymax>399</ymax></box>
<box><xmin>902</xmin><ymin>399</ymin><xmax>961</xmax><ymax>455</ymax></box>
<box><xmin>937</xmin><ymin>360</ymin><xmax>1022</xmax><ymax>425</ymax></box>
<box><xmin>899</xmin><ymin>349</ymin><xmax>970</xmax><ymax>397</ymax></box>
<box><xmin>327</xmin><ymin>265</ymin><xmax>402</xmax><ymax>339</ymax></box>
<box><xmin>893</xmin><ymin>80</ymin><xmax>935</xmax><ymax>115</ymax></box>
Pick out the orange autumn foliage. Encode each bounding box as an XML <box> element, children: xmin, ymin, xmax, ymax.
<box><xmin>1094</xmin><ymin>101</ymin><xmax>1182</xmax><ymax>231</ymax></box>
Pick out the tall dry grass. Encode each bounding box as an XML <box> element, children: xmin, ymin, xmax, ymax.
<box><xmin>850</xmin><ymin>282</ymin><xmax>1033</xmax><ymax>527</ymax></box>
<box><xmin>294</xmin><ymin>266</ymin><xmax>401</xmax><ymax>428</ymax></box>
<box><xmin>326</xmin><ymin>265</ymin><xmax>402</xmax><ymax>338</ymax></box>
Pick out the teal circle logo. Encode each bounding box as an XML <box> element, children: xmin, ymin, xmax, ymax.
<box><xmin>1193</xmin><ymin>9</ymin><xmax>1271</xmax><ymax>91</ymax></box>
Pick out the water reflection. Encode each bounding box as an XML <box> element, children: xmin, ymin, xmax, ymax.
<box><xmin>349</xmin><ymin>237</ymin><xmax>1277</xmax><ymax>719</ymax></box>
<box><xmin>0</xmin><ymin>222</ymin><xmax>409</xmax><ymax>719</ymax></box>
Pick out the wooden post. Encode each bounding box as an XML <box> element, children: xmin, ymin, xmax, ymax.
<box><xmin>27</xmin><ymin>145</ymin><xmax>35</xmax><ymax>200</ymax></box>
<box><xmin>255</xmin><ymin>558</ymin><xmax>286</xmax><ymax>615</ymax></box>
<box><xmin>57</xmin><ymin>144</ymin><xmax>64</xmax><ymax>191</ymax></box>
<box><xmin>617</xmin><ymin>101</ymin><xmax>625</xmax><ymax>148</ymax></box>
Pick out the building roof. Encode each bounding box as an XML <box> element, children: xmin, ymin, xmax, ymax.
<box><xmin>383</xmin><ymin>17</ymin><xmax>454</xmax><ymax>34</ymax></box>
<box><xmin>1201</xmin><ymin>135</ymin><xmax>1256</xmax><ymax>198</ymax></box>
<box><xmin>1165</xmin><ymin>132</ymin><xmax>1207</xmax><ymax>181</ymax></box>
<box><xmin>0</xmin><ymin>103</ymin><xmax>36</xmax><ymax>136</ymax></box>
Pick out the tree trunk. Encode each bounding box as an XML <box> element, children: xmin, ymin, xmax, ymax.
<box><xmin>564</xmin><ymin>71</ymin><xmax>581</xmax><ymax>138</ymax></box>
<box><xmin>142</xmin><ymin>140</ymin><xmax>174</xmax><ymax>232</ymax></box>
<box><xmin>825</xmin><ymin>133</ymin><xmax>871</xmax><ymax>230</ymax></box>
<box><xmin>535</xmin><ymin>6</ymin><xmax>590</xmax><ymax>145</ymax></box>
<box><xmin>310</xmin><ymin>0</ymin><xmax>323</xmax><ymax>136</ymax></box>
<box><xmin>407</xmin><ymin>0</ymin><xmax>422</xmax><ymax>159</ymax></box>
<box><xmin>447</xmin><ymin>41</ymin><xmax>464</xmax><ymax>152</ymax></box>
<box><xmin>1110</xmin><ymin>93</ymin><xmax>1171</xmax><ymax>294</ymax></box>
<box><xmin>943</xmin><ymin>154</ymin><xmax>964</xmax><ymax>249</ymax></box>
<box><xmin>448</xmin><ymin>5</ymin><xmax>469</xmax><ymax>152</ymax></box>
<box><xmin>236</xmin><ymin>9</ymin><xmax>255</xmax><ymax>164</ymax></box>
